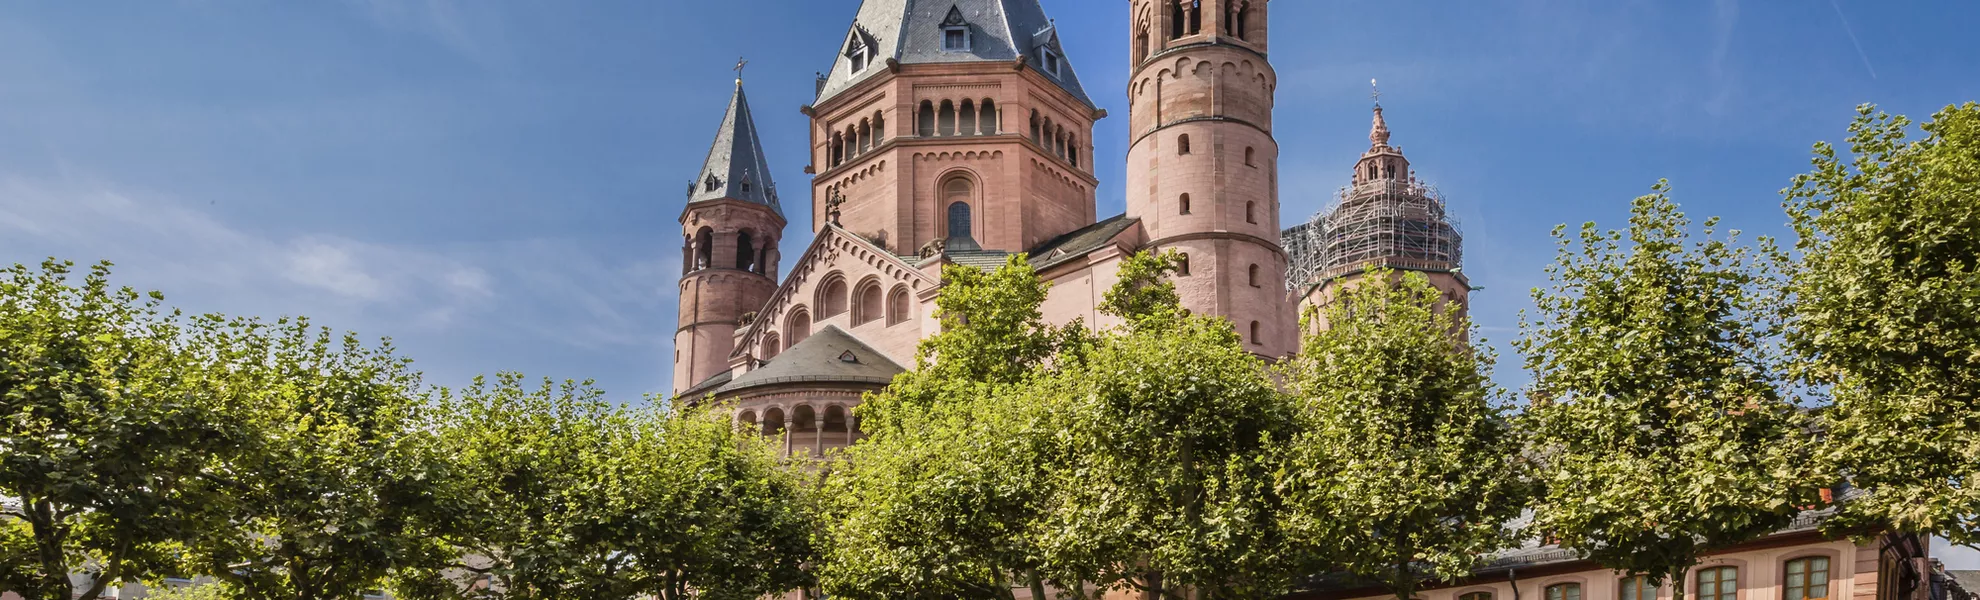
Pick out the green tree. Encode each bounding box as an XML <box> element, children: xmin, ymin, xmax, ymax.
<box><xmin>141</xmin><ymin>583</ymin><xmax>232</xmax><ymax>600</ymax></box>
<box><xmin>1784</xmin><ymin>104</ymin><xmax>1980</xmax><ymax>543</ymax></box>
<box><xmin>399</xmin><ymin>374</ymin><xmax>813</xmax><ymax>600</ymax></box>
<box><xmin>1517</xmin><ymin>186</ymin><xmax>1813</xmax><ymax>599</ymax></box>
<box><xmin>1029</xmin><ymin>251</ymin><xmax>1301</xmax><ymax>600</ymax></box>
<box><xmin>819</xmin><ymin>256</ymin><xmax>1074</xmax><ymax>600</ymax></box>
<box><xmin>0</xmin><ymin>260</ymin><xmax>241</xmax><ymax>600</ymax></box>
<box><xmin>187</xmin><ymin>318</ymin><xmax>436</xmax><ymax>600</ymax></box>
<box><xmin>1277</xmin><ymin>271</ymin><xmax>1530</xmax><ymax>600</ymax></box>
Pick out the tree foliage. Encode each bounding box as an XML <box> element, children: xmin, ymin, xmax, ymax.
<box><xmin>399</xmin><ymin>374</ymin><xmax>814</xmax><ymax>600</ymax></box>
<box><xmin>0</xmin><ymin>260</ymin><xmax>241</xmax><ymax>600</ymax></box>
<box><xmin>185</xmin><ymin>318</ymin><xmax>435</xmax><ymax>600</ymax></box>
<box><xmin>1785</xmin><ymin>104</ymin><xmax>1980</xmax><ymax>543</ymax></box>
<box><xmin>1278</xmin><ymin>271</ymin><xmax>1529</xmax><ymax>600</ymax></box>
<box><xmin>1517</xmin><ymin>186</ymin><xmax>1814</xmax><ymax>596</ymax></box>
<box><xmin>821</xmin><ymin>252</ymin><xmax>1305</xmax><ymax>600</ymax></box>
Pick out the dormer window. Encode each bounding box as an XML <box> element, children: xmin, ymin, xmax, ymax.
<box><xmin>1041</xmin><ymin>47</ymin><xmax>1062</xmax><ymax>76</ymax></box>
<box><xmin>704</xmin><ymin>173</ymin><xmax>722</xmax><ymax>193</ymax></box>
<box><xmin>740</xmin><ymin>177</ymin><xmax>751</xmax><ymax>194</ymax></box>
<box><xmin>845</xmin><ymin>28</ymin><xmax>875</xmax><ymax>74</ymax></box>
<box><xmin>941</xmin><ymin>6</ymin><xmax>973</xmax><ymax>52</ymax></box>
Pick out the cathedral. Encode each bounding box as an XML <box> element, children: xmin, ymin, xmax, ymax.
<box><xmin>670</xmin><ymin>0</ymin><xmax>1465</xmax><ymax>443</ymax></box>
<box><xmin>662</xmin><ymin>3</ymin><xmax>1941</xmax><ymax>600</ymax></box>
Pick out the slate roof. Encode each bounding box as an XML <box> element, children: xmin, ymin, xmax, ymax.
<box><xmin>1946</xmin><ymin>571</ymin><xmax>1980</xmax><ymax>600</ymax></box>
<box><xmin>676</xmin><ymin>370</ymin><xmax>733</xmax><ymax>402</ymax></box>
<box><xmin>1028</xmin><ymin>214</ymin><xmax>1140</xmax><ymax>271</ymax></box>
<box><xmin>719</xmin><ymin>326</ymin><xmax>907</xmax><ymax>394</ymax></box>
<box><xmin>817</xmin><ymin>0</ymin><xmax>1094</xmax><ymax>109</ymax></box>
<box><xmin>688</xmin><ymin>81</ymin><xmax>782</xmax><ymax>217</ymax></box>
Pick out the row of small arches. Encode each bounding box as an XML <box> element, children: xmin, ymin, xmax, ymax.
<box><xmin>687</xmin><ymin>226</ymin><xmax>778</xmax><ymax>276</ymax></box>
<box><xmin>738</xmin><ymin>404</ymin><xmax>856</xmax><ymax>436</ymax></box>
<box><xmin>1134</xmin><ymin>1</ymin><xmax>1255</xmax><ymax>63</ymax></box>
<box><xmin>828</xmin><ymin>110</ymin><xmax>888</xmax><ymax>169</ymax></box>
<box><xmin>761</xmin><ymin>278</ymin><xmax>913</xmax><ymax>360</ymax></box>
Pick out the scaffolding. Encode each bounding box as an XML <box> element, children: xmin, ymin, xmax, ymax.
<box><xmin>1285</xmin><ymin>178</ymin><xmax>1463</xmax><ymax>291</ymax></box>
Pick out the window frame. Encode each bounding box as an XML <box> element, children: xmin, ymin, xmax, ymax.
<box><xmin>943</xmin><ymin>26</ymin><xmax>972</xmax><ymax>52</ymax></box>
<box><xmin>1696</xmin><ymin>566</ymin><xmax>1740</xmax><ymax>600</ymax></box>
<box><xmin>1784</xmin><ymin>556</ymin><xmax>1833</xmax><ymax>600</ymax></box>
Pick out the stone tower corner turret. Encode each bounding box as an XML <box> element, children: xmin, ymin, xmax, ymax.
<box><xmin>674</xmin><ymin>77</ymin><xmax>787</xmax><ymax>397</ymax></box>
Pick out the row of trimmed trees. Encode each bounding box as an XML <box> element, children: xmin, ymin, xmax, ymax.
<box><xmin>814</xmin><ymin>103</ymin><xmax>1980</xmax><ymax>600</ymax></box>
<box><xmin>2</xmin><ymin>104</ymin><xmax>1974</xmax><ymax>599</ymax></box>
<box><xmin>0</xmin><ymin>265</ymin><xmax>811</xmax><ymax>598</ymax></box>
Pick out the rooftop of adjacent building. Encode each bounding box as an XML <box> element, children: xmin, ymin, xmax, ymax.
<box><xmin>816</xmin><ymin>0</ymin><xmax>1094</xmax><ymax>108</ymax></box>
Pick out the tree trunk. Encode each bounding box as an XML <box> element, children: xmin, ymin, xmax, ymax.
<box><xmin>1672</xmin><ymin>565</ymin><xmax>1691</xmax><ymax>600</ymax></box>
<box><xmin>1028</xmin><ymin>569</ymin><xmax>1048</xmax><ymax>600</ymax></box>
<box><xmin>28</xmin><ymin>500</ymin><xmax>71</xmax><ymax>600</ymax></box>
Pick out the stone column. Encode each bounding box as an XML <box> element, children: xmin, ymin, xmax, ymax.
<box><xmin>815</xmin><ymin>417</ymin><xmax>826</xmax><ymax>456</ymax></box>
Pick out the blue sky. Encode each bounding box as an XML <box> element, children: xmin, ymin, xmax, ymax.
<box><xmin>2</xmin><ymin>0</ymin><xmax>1975</xmax><ymax>401</ymax></box>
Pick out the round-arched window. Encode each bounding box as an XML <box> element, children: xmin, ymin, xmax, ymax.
<box><xmin>945</xmin><ymin>178</ymin><xmax>974</xmax><ymax>240</ymax></box>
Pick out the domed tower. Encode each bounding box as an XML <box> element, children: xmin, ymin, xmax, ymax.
<box><xmin>1288</xmin><ymin>97</ymin><xmax>1469</xmax><ymax>332</ymax></box>
<box><xmin>674</xmin><ymin>77</ymin><xmax>787</xmax><ymax>396</ymax></box>
<box><xmin>1123</xmin><ymin>0</ymin><xmax>1290</xmax><ymax>356</ymax></box>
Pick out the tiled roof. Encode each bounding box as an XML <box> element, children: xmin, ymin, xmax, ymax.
<box><xmin>687</xmin><ymin>82</ymin><xmax>782</xmax><ymax>217</ymax></box>
<box><xmin>817</xmin><ymin>0</ymin><xmax>1094</xmax><ymax>108</ymax></box>
<box><xmin>718</xmin><ymin>326</ymin><xmax>906</xmax><ymax>394</ymax></box>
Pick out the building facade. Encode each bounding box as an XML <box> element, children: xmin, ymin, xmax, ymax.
<box><xmin>666</xmin><ymin>3</ymin><xmax>1937</xmax><ymax>600</ymax></box>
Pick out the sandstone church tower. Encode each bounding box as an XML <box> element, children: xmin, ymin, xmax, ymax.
<box><xmin>1123</xmin><ymin>0</ymin><xmax>1293</xmax><ymax>356</ymax></box>
<box><xmin>673</xmin><ymin>79</ymin><xmax>786</xmax><ymax>396</ymax></box>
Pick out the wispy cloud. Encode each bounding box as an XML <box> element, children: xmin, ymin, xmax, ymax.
<box><xmin>1827</xmin><ymin>0</ymin><xmax>1878</xmax><ymax>80</ymax></box>
<box><xmin>0</xmin><ymin>173</ymin><xmax>676</xmax><ymax>392</ymax></box>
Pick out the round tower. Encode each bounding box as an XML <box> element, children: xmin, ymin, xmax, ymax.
<box><xmin>1123</xmin><ymin>0</ymin><xmax>1290</xmax><ymax>356</ymax></box>
<box><xmin>674</xmin><ymin>79</ymin><xmax>787</xmax><ymax>397</ymax></box>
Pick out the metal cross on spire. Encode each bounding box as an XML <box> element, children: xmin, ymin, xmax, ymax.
<box><xmin>1371</xmin><ymin>78</ymin><xmax>1381</xmax><ymax>106</ymax></box>
<box><xmin>734</xmin><ymin>57</ymin><xmax>749</xmax><ymax>83</ymax></box>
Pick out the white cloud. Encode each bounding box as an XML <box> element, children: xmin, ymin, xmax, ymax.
<box><xmin>0</xmin><ymin>173</ymin><xmax>679</xmax><ymax>395</ymax></box>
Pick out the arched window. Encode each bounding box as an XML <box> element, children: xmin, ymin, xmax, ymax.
<box><xmin>693</xmin><ymin>227</ymin><xmax>714</xmax><ymax>270</ymax></box>
<box><xmin>959</xmin><ymin>99</ymin><xmax>978</xmax><ymax>135</ymax></box>
<box><xmin>1245</xmin><ymin>147</ymin><xmax>1256</xmax><ymax>166</ymax></box>
<box><xmin>853</xmin><ymin>281</ymin><xmax>884</xmax><ymax>326</ymax></box>
<box><xmin>858</xmin><ymin>120</ymin><xmax>872</xmax><ymax>153</ymax></box>
<box><xmin>1547</xmin><ymin>584</ymin><xmax>1583</xmax><ymax>600</ymax></box>
<box><xmin>1697</xmin><ymin>570</ymin><xmax>1737</xmax><ymax>600</ymax></box>
<box><xmin>1249</xmin><ymin>321</ymin><xmax>1261</xmax><ymax>345</ymax></box>
<box><xmin>820</xmin><ymin>276</ymin><xmax>850</xmax><ymax>318</ymax></box>
<box><xmin>1234</xmin><ymin>2</ymin><xmax>1252</xmax><ymax>39</ymax></box>
<box><xmin>738</xmin><ymin>410</ymin><xmax>758</xmax><ymax>430</ymax></box>
<box><xmin>1030</xmin><ymin>110</ymin><xmax>1042</xmax><ymax>144</ymax></box>
<box><xmin>762</xmin><ymin>407</ymin><xmax>786</xmax><ymax>435</ymax></box>
<box><xmin>980</xmin><ymin>99</ymin><xmax>998</xmax><ymax>134</ymax></box>
<box><xmin>1786</xmin><ymin>557</ymin><xmax>1832</xmax><ymax>600</ymax></box>
<box><xmin>918</xmin><ymin>101</ymin><xmax>937</xmax><ymax>137</ymax></box>
<box><xmin>887</xmin><ymin>286</ymin><xmax>911</xmax><ymax>326</ymax></box>
<box><xmin>873</xmin><ymin>111</ymin><xmax>886</xmax><ymax>143</ymax></box>
<box><xmin>1179</xmin><ymin>193</ymin><xmax>1192</xmax><ymax>215</ymax></box>
<box><xmin>1246</xmin><ymin>201</ymin><xmax>1257</xmax><ymax>224</ymax></box>
<box><xmin>847</xmin><ymin>125</ymin><xmax>860</xmax><ymax>158</ymax></box>
<box><xmin>1169</xmin><ymin>0</ymin><xmax>1186</xmax><ymax>39</ymax></box>
<box><xmin>1460</xmin><ymin>593</ymin><xmax>1494</xmax><ymax>600</ymax></box>
<box><xmin>791</xmin><ymin>405</ymin><xmax>817</xmax><ymax>435</ymax></box>
<box><xmin>1620</xmin><ymin>576</ymin><xmax>1656</xmax><ymax>600</ymax></box>
<box><xmin>1248</xmin><ymin>264</ymin><xmax>1260</xmax><ymax>287</ymax></box>
<box><xmin>1135</xmin><ymin>27</ymin><xmax>1150</xmax><ymax>64</ymax></box>
<box><xmin>1177</xmin><ymin>253</ymin><xmax>1190</xmax><ymax>276</ymax></box>
<box><xmin>1178</xmin><ymin>134</ymin><xmax>1191</xmax><ymax>155</ymax></box>
<box><xmin>824</xmin><ymin>405</ymin><xmax>849</xmax><ymax>433</ymax></box>
<box><xmin>1069</xmin><ymin>138</ymin><xmax>1080</xmax><ymax>168</ymax></box>
<box><xmin>945</xmin><ymin>178</ymin><xmax>974</xmax><ymax>240</ymax></box>
<box><xmin>1367</xmin><ymin>165</ymin><xmax>1379</xmax><ymax>181</ymax></box>
<box><xmin>787</xmin><ymin>309</ymin><xmax>812</xmax><ymax>348</ymax></box>
<box><xmin>939</xmin><ymin>100</ymin><xmax>957</xmax><ymax>136</ymax></box>
<box><xmin>1187</xmin><ymin>0</ymin><xmax>1202</xmax><ymax>35</ymax></box>
<box><xmin>761</xmin><ymin>333</ymin><xmax>781</xmax><ymax>360</ymax></box>
<box><xmin>736</xmin><ymin>231</ymin><xmax>756</xmax><ymax>270</ymax></box>
<box><xmin>1385</xmin><ymin>164</ymin><xmax>1397</xmax><ymax>179</ymax></box>
<box><xmin>1055</xmin><ymin>127</ymin><xmax>1067</xmax><ymax>158</ymax></box>
<box><xmin>829</xmin><ymin>132</ymin><xmax>843</xmax><ymax>167</ymax></box>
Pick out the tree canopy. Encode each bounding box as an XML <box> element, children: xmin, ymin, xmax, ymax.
<box><xmin>1278</xmin><ymin>271</ymin><xmax>1530</xmax><ymax>600</ymax></box>
<box><xmin>1517</xmin><ymin>186</ymin><xmax>1814</xmax><ymax>595</ymax></box>
<box><xmin>1786</xmin><ymin>103</ymin><xmax>1980</xmax><ymax>543</ymax></box>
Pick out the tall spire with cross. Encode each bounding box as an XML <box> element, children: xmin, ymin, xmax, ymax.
<box><xmin>688</xmin><ymin>70</ymin><xmax>781</xmax><ymax>216</ymax></box>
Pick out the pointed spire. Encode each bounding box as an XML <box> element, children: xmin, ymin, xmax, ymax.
<box><xmin>688</xmin><ymin>77</ymin><xmax>782</xmax><ymax>216</ymax></box>
<box><xmin>1370</xmin><ymin>105</ymin><xmax>1392</xmax><ymax>149</ymax></box>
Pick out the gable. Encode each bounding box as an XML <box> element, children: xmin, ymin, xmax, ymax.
<box><xmin>732</xmin><ymin>225</ymin><xmax>938</xmax><ymax>361</ymax></box>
